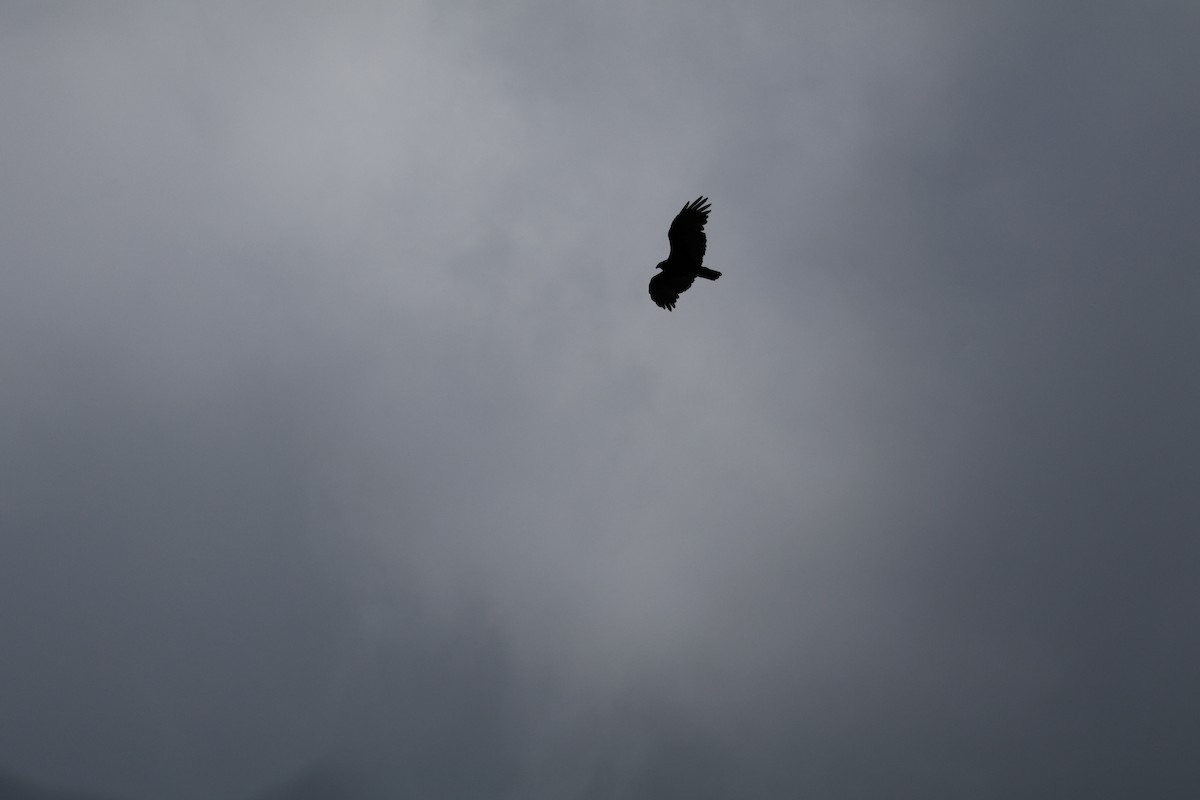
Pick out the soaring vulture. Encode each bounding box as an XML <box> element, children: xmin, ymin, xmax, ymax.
<box><xmin>648</xmin><ymin>196</ymin><xmax>722</xmax><ymax>311</ymax></box>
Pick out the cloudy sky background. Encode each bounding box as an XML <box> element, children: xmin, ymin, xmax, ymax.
<box><xmin>2</xmin><ymin>2</ymin><xmax>1198</xmax><ymax>798</ymax></box>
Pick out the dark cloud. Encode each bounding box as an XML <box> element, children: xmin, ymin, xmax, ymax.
<box><xmin>2</xmin><ymin>2</ymin><xmax>1197</xmax><ymax>798</ymax></box>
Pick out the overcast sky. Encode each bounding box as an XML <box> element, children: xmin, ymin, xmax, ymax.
<box><xmin>2</xmin><ymin>2</ymin><xmax>1198</xmax><ymax>798</ymax></box>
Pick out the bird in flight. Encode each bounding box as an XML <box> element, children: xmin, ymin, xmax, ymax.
<box><xmin>649</xmin><ymin>196</ymin><xmax>722</xmax><ymax>311</ymax></box>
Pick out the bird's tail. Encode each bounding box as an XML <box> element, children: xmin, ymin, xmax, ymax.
<box><xmin>698</xmin><ymin>267</ymin><xmax>722</xmax><ymax>280</ymax></box>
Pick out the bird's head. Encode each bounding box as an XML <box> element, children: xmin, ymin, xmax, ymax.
<box><xmin>655</xmin><ymin>259</ymin><xmax>668</xmax><ymax>271</ymax></box>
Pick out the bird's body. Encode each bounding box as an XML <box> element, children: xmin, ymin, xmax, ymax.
<box><xmin>649</xmin><ymin>196</ymin><xmax>722</xmax><ymax>311</ymax></box>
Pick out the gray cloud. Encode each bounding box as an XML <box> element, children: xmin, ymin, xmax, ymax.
<box><xmin>2</xmin><ymin>2</ymin><xmax>1197</xmax><ymax>798</ymax></box>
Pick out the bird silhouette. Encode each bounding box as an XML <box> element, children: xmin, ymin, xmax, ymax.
<box><xmin>649</xmin><ymin>196</ymin><xmax>722</xmax><ymax>310</ymax></box>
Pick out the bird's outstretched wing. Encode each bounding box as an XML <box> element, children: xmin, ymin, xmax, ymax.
<box><xmin>649</xmin><ymin>270</ymin><xmax>696</xmax><ymax>311</ymax></box>
<box><xmin>667</xmin><ymin>196</ymin><xmax>711</xmax><ymax>266</ymax></box>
